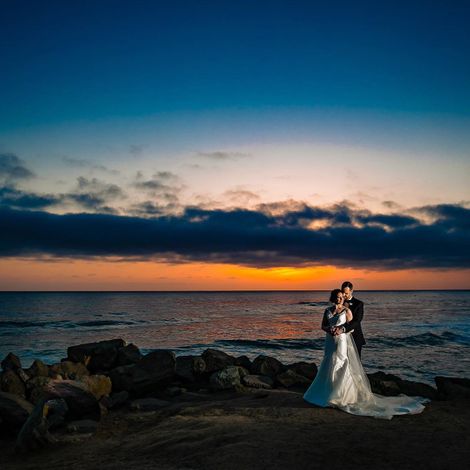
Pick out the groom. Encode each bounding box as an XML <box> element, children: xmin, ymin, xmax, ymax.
<box><xmin>333</xmin><ymin>281</ymin><xmax>366</xmax><ymax>358</ymax></box>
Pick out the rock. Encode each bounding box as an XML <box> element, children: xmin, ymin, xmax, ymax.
<box><xmin>44</xmin><ymin>398</ymin><xmax>69</xmax><ymax>429</ymax></box>
<box><xmin>78</xmin><ymin>375</ymin><xmax>112</xmax><ymax>400</ymax></box>
<box><xmin>234</xmin><ymin>355</ymin><xmax>253</xmax><ymax>371</ymax></box>
<box><xmin>201</xmin><ymin>348</ymin><xmax>236</xmax><ymax>373</ymax></box>
<box><xmin>251</xmin><ymin>355</ymin><xmax>284</xmax><ymax>379</ymax></box>
<box><xmin>285</xmin><ymin>361</ymin><xmax>317</xmax><ymax>380</ymax></box>
<box><xmin>0</xmin><ymin>391</ymin><xmax>34</xmax><ymax>434</ymax></box>
<box><xmin>100</xmin><ymin>390</ymin><xmax>129</xmax><ymax>410</ymax></box>
<box><xmin>42</xmin><ymin>379</ymin><xmax>101</xmax><ymax>421</ymax></box>
<box><xmin>175</xmin><ymin>355</ymin><xmax>206</xmax><ymax>382</ymax></box>
<box><xmin>49</xmin><ymin>361</ymin><xmax>89</xmax><ymax>380</ymax></box>
<box><xmin>26</xmin><ymin>359</ymin><xmax>49</xmax><ymax>378</ymax></box>
<box><xmin>66</xmin><ymin>419</ymin><xmax>98</xmax><ymax>434</ymax></box>
<box><xmin>275</xmin><ymin>369</ymin><xmax>311</xmax><ymax>388</ymax></box>
<box><xmin>0</xmin><ymin>370</ymin><xmax>26</xmax><ymax>396</ymax></box>
<box><xmin>15</xmin><ymin>398</ymin><xmax>56</xmax><ymax>451</ymax></box>
<box><xmin>130</xmin><ymin>350</ymin><xmax>176</xmax><ymax>395</ymax></box>
<box><xmin>129</xmin><ymin>398</ymin><xmax>171</xmax><ymax>411</ymax></box>
<box><xmin>26</xmin><ymin>376</ymin><xmax>52</xmax><ymax>404</ymax></box>
<box><xmin>107</xmin><ymin>364</ymin><xmax>135</xmax><ymax>392</ymax></box>
<box><xmin>435</xmin><ymin>376</ymin><xmax>470</xmax><ymax>400</ymax></box>
<box><xmin>67</xmin><ymin>338</ymin><xmax>126</xmax><ymax>373</ymax></box>
<box><xmin>108</xmin><ymin>350</ymin><xmax>176</xmax><ymax>396</ymax></box>
<box><xmin>368</xmin><ymin>372</ymin><xmax>437</xmax><ymax>399</ymax></box>
<box><xmin>1</xmin><ymin>352</ymin><xmax>22</xmax><ymax>372</ymax></box>
<box><xmin>209</xmin><ymin>366</ymin><xmax>242</xmax><ymax>390</ymax></box>
<box><xmin>116</xmin><ymin>343</ymin><xmax>142</xmax><ymax>366</ymax></box>
<box><xmin>242</xmin><ymin>374</ymin><xmax>274</xmax><ymax>389</ymax></box>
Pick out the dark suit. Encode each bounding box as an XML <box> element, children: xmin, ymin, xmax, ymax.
<box><xmin>343</xmin><ymin>297</ymin><xmax>366</xmax><ymax>357</ymax></box>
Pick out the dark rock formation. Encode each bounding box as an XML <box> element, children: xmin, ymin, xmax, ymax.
<box><xmin>42</xmin><ymin>379</ymin><xmax>101</xmax><ymax>421</ymax></box>
<box><xmin>116</xmin><ymin>343</ymin><xmax>142</xmax><ymax>366</ymax></box>
<box><xmin>251</xmin><ymin>355</ymin><xmax>284</xmax><ymax>379</ymax></box>
<box><xmin>201</xmin><ymin>348</ymin><xmax>236</xmax><ymax>373</ymax></box>
<box><xmin>0</xmin><ymin>391</ymin><xmax>34</xmax><ymax>434</ymax></box>
<box><xmin>435</xmin><ymin>376</ymin><xmax>470</xmax><ymax>400</ymax></box>
<box><xmin>1</xmin><ymin>352</ymin><xmax>22</xmax><ymax>372</ymax></box>
<box><xmin>0</xmin><ymin>370</ymin><xmax>26</xmax><ymax>397</ymax></box>
<box><xmin>367</xmin><ymin>372</ymin><xmax>438</xmax><ymax>400</ymax></box>
<box><xmin>67</xmin><ymin>339</ymin><xmax>126</xmax><ymax>373</ymax></box>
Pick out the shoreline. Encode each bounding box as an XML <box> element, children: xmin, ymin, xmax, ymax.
<box><xmin>1</xmin><ymin>338</ymin><xmax>469</xmax><ymax>469</ymax></box>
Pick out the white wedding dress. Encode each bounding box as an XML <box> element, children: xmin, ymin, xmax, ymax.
<box><xmin>303</xmin><ymin>309</ymin><xmax>430</xmax><ymax>419</ymax></box>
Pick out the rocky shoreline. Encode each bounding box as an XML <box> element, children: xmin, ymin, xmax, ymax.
<box><xmin>1</xmin><ymin>338</ymin><xmax>469</xmax><ymax>469</ymax></box>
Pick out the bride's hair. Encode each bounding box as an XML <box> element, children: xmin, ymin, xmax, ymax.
<box><xmin>329</xmin><ymin>288</ymin><xmax>342</xmax><ymax>303</ymax></box>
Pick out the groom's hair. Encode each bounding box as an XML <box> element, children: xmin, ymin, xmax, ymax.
<box><xmin>341</xmin><ymin>281</ymin><xmax>353</xmax><ymax>290</ymax></box>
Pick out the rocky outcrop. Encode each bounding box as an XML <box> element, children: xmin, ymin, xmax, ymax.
<box><xmin>435</xmin><ymin>376</ymin><xmax>470</xmax><ymax>400</ymax></box>
<box><xmin>42</xmin><ymin>379</ymin><xmax>101</xmax><ymax>421</ymax></box>
<box><xmin>108</xmin><ymin>349</ymin><xmax>176</xmax><ymax>396</ymax></box>
<box><xmin>251</xmin><ymin>355</ymin><xmax>284</xmax><ymax>379</ymax></box>
<box><xmin>201</xmin><ymin>348</ymin><xmax>236</xmax><ymax>373</ymax></box>
<box><xmin>0</xmin><ymin>391</ymin><xmax>34</xmax><ymax>434</ymax></box>
<box><xmin>67</xmin><ymin>339</ymin><xmax>126</xmax><ymax>373</ymax></box>
<box><xmin>367</xmin><ymin>372</ymin><xmax>438</xmax><ymax>400</ymax></box>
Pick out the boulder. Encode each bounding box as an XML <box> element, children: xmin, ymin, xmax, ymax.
<box><xmin>26</xmin><ymin>376</ymin><xmax>52</xmax><ymax>404</ymax></box>
<box><xmin>44</xmin><ymin>398</ymin><xmax>69</xmax><ymax>429</ymax></box>
<box><xmin>15</xmin><ymin>398</ymin><xmax>55</xmax><ymax>451</ymax></box>
<box><xmin>100</xmin><ymin>390</ymin><xmax>129</xmax><ymax>410</ymax></box>
<box><xmin>1</xmin><ymin>352</ymin><xmax>22</xmax><ymax>372</ymax></box>
<box><xmin>209</xmin><ymin>366</ymin><xmax>242</xmax><ymax>390</ymax></box>
<box><xmin>67</xmin><ymin>338</ymin><xmax>126</xmax><ymax>373</ymax></box>
<box><xmin>129</xmin><ymin>398</ymin><xmax>171</xmax><ymax>411</ymax></box>
<box><xmin>107</xmin><ymin>364</ymin><xmax>135</xmax><ymax>392</ymax></box>
<box><xmin>234</xmin><ymin>355</ymin><xmax>253</xmax><ymax>371</ymax></box>
<box><xmin>242</xmin><ymin>374</ymin><xmax>274</xmax><ymax>389</ymax></box>
<box><xmin>26</xmin><ymin>359</ymin><xmax>49</xmax><ymax>378</ymax></box>
<box><xmin>49</xmin><ymin>361</ymin><xmax>89</xmax><ymax>380</ymax></box>
<box><xmin>0</xmin><ymin>369</ymin><xmax>26</xmax><ymax>397</ymax></box>
<box><xmin>285</xmin><ymin>361</ymin><xmax>317</xmax><ymax>380</ymax></box>
<box><xmin>368</xmin><ymin>372</ymin><xmax>437</xmax><ymax>399</ymax></box>
<box><xmin>275</xmin><ymin>369</ymin><xmax>311</xmax><ymax>388</ymax></box>
<box><xmin>78</xmin><ymin>375</ymin><xmax>112</xmax><ymax>400</ymax></box>
<box><xmin>116</xmin><ymin>343</ymin><xmax>142</xmax><ymax>366</ymax></box>
<box><xmin>42</xmin><ymin>379</ymin><xmax>100</xmax><ymax>421</ymax></box>
<box><xmin>251</xmin><ymin>355</ymin><xmax>284</xmax><ymax>379</ymax></box>
<box><xmin>201</xmin><ymin>348</ymin><xmax>236</xmax><ymax>373</ymax></box>
<box><xmin>175</xmin><ymin>355</ymin><xmax>206</xmax><ymax>382</ymax></box>
<box><xmin>0</xmin><ymin>391</ymin><xmax>34</xmax><ymax>434</ymax></box>
<box><xmin>435</xmin><ymin>376</ymin><xmax>470</xmax><ymax>400</ymax></box>
<box><xmin>108</xmin><ymin>350</ymin><xmax>176</xmax><ymax>396</ymax></box>
<box><xmin>130</xmin><ymin>350</ymin><xmax>176</xmax><ymax>395</ymax></box>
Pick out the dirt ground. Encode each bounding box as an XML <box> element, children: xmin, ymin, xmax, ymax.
<box><xmin>1</xmin><ymin>388</ymin><xmax>469</xmax><ymax>470</ymax></box>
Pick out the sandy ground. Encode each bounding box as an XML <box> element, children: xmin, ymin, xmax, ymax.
<box><xmin>1</xmin><ymin>388</ymin><xmax>469</xmax><ymax>470</ymax></box>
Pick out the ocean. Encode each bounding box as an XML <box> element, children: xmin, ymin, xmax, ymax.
<box><xmin>1</xmin><ymin>290</ymin><xmax>469</xmax><ymax>385</ymax></box>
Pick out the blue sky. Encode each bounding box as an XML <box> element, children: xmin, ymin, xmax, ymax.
<box><xmin>1</xmin><ymin>0</ymin><xmax>469</xmax><ymax>130</ymax></box>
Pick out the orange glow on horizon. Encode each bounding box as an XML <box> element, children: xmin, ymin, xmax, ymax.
<box><xmin>1</xmin><ymin>257</ymin><xmax>469</xmax><ymax>290</ymax></box>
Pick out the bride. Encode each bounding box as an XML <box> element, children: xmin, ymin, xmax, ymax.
<box><xmin>303</xmin><ymin>289</ymin><xmax>430</xmax><ymax>419</ymax></box>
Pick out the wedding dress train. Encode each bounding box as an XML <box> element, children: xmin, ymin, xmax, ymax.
<box><xmin>303</xmin><ymin>310</ymin><xmax>430</xmax><ymax>419</ymax></box>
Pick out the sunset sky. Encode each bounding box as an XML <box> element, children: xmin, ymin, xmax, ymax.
<box><xmin>1</xmin><ymin>1</ymin><xmax>469</xmax><ymax>290</ymax></box>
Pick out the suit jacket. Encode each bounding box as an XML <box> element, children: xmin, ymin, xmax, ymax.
<box><xmin>343</xmin><ymin>297</ymin><xmax>366</xmax><ymax>346</ymax></box>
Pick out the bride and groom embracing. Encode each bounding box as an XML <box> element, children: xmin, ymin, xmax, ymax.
<box><xmin>303</xmin><ymin>281</ymin><xmax>430</xmax><ymax>419</ymax></box>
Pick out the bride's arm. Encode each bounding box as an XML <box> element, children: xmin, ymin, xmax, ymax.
<box><xmin>321</xmin><ymin>309</ymin><xmax>333</xmax><ymax>335</ymax></box>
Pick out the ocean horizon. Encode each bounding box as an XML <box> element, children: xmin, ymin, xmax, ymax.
<box><xmin>1</xmin><ymin>290</ymin><xmax>469</xmax><ymax>386</ymax></box>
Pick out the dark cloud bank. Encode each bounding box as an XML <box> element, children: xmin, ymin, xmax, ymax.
<box><xmin>0</xmin><ymin>202</ymin><xmax>468</xmax><ymax>270</ymax></box>
<box><xmin>1</xmin><ymin>152</ymin><xmax>468</xmax><ymax>270</ymax></box>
